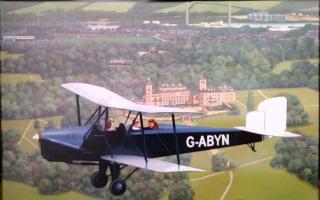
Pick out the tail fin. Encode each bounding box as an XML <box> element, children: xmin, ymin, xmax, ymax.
<box><xmin>235</xmin><ymin>97</ymin><xmax>300</xmax><ymax>137</ymax></box>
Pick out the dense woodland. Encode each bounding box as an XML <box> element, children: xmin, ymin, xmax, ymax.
<box><xmin>270</xmin><ymin>135</ymin><xmax>318</xmax><ymax>186</ymax></box>
<box><xmin>1</xmin><ymin>25</ymin><xmax>319</xmax><ymax>119</ymax></box>
<box><xmin>275</xmin><ymin>93</ymin><xmax>309</xmax><ymax>125</ymax></box>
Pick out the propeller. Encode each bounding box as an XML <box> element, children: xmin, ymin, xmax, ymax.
<box><xmin>32</xmin><ymin>132</ymin><xmax>41</xmax><ymax>140</ymax></box>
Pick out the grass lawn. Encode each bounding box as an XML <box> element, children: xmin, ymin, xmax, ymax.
<box><xmin>272</xmin><ymin>59</ymin><xmax>319</xmax><ymax>74</ymax></box>
<box><xmin>1</xmin><ymin>73</ymin><xmax>43</xmax><ymax>86</ymax></box>
<box><xmin>230</xmin><ymin>1</ymin><xmax>281</xmax><ymax>11</ymax></box>
<box><xmin>2</xmin><ymin>180</ymin><xmax>101</xmax><ymax>200</ymax></box>
<box><xmin>301</xmin><ymin>7</ymin><xmax>319</xmax><ymax>12</ymax></box>
<box><xmin>8</xmin><ymin>2</ymin><xmax>88</xmax><ymax>15</ymax></box>
<box><xmin>227</xmin><ymin>161</ymin><xmax>317</xmax><ymax>200</ymax></box>
<box><xmin>0</xmin><ymin>51</ymin><xmax>23</xmax><ymax>60</ymax></box>
<box><xmin>156</xmin><ymin>1</ymin><xmax>281</xmax><ymax>13</ymax></box>
<box><xmin>157</xmin><ymin>2</ymin><xmax>241</xmax><ymax>14</ymax></box>
<box><xmin>1</xmin><ymin>116</ymin><xmax>63</xmax><ymax>153</ymax></box>
<box><xmin>82</xmin><ymin>2</ymin><xmax>135</xmax><ymax>12</ymax></box>
<box><xmin>55</xmin><ymin>36</ymin><xmax>160</xmax><ymax>45</ymax></box>
<box><xmin>191</xmin><ymin>170</ymin><xmax>229</xmax><ymax>200</ymax></box>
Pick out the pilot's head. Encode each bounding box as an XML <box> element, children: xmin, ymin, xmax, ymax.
<box><xmin>133</xmin><ymin>119</ymin><xmax>140</xmax><ymax>127</ymax></box>
<box><xmin>106</xmin><ymin>118</ymin><xmax>114</xmax><ymax>128</ymax></box>
<box><xmin>148</xmin><ymin>119</ymin><xmax>157</xmax><ymax>129</ymax></box>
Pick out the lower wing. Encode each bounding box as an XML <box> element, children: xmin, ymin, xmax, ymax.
<box><xmin>101</xmin><ymin>154</ymin><xmax>204</xmax><ymax>172</ymax></box>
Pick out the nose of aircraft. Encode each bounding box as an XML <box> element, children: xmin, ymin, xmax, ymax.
<box><xmin>32</xmin><ymin>134</ymin><xmax>39</xmax><ymax>140</ymax></box>
<box><xmin>32</xmin><ymin>132</ymin><xmax>42</xmax><ymax>140</ymax></box>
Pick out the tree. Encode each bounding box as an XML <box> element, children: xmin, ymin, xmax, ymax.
<box><xmin>270</xmin><ymin>136</ymin><xmax>318</xmax><ymax>186</ymax></box>
<box><xmin>168</xmin><ymin>180</ymin><xmax>194</xmax><ymax>200</ymax></box>
<box><xmin>38</xmin><ymin>178</ymin><xmax>55</xmax><ymax>194</ymax></box>
<box><xmin>228</xmin><ymin>104</ymin><xmax>240</xmax><ymax>115</ymax></box>
<box><xmin>275</xmin><ymin>93</ymin><xmax>309</xmax><ymax>126</ymax></box>
<box><xmin>247</xmin><ymin>90</ymin><xmax>254</xmax><ymax>112</ymax></box>
<box><xmin>46</xmin><ymin>120</ymin><xmax>56</xmax><ymax>129</ymax></box>
<box><xmin>2</xmin><ymin>129</ymin><xmax>20</xmax><ymax>151</ymax></box>
<box><xmin>211</xmin><ymin>153</ymin><xmax>236</xmax><ymax>172</ymax></box>
<box><xmin>34</xmin><ymin>119</ymin><xmax>41</xmax><ymax>132</ymax></box>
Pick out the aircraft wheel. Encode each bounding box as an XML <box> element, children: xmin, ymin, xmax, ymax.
<box><xmin>91</xmin><ymin>171</ymin><xmax>108</xmax><ymax>188</ymax></box>
<box><xmin>109</xmin><ymin>179</ymin><xmax>126</xmax><ymax>196</ymax></box>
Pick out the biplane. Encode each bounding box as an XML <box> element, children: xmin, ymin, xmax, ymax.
<box><xmin>33</xmin><ymin>83</ymin><xmax>300</xmax><ymax>196</ymax></box>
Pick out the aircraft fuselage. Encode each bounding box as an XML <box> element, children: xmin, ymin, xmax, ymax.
<box><xmin>39</xmin><ymin>124</ymin><xmax>263</xmax><ymax>163</ymax></box>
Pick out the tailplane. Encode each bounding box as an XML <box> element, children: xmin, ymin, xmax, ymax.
<box><xmin>235</xmin><ymin>97</ymin><xmax>300</xmax><ymax>137</ymax></box>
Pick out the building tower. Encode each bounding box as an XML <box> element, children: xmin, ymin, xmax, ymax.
<box><xmin>145</xmin><ymin>77</ymin><xmax>153</xmax><ymax>105</ymax></box>
<box><xmin>199</xmin><ymin>79</ymin><xmax>207</xmax><ymax>91</ymax></box>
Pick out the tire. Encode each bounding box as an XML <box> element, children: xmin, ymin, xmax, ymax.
<box><xmin>90</xmin><ymin>171</ymin><xmax>108</xmax><ymax>188</ymax></box>
<box><xmin>109</xmin><ymin>179</ymin><xmax>127</xmax><ymax>196</ymax></box>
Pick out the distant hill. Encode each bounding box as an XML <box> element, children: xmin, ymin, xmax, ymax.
<box><xmin>268</xmin><ymin>1</ymin><xmax>319</xmax><ymax>13</ymax></box>
<box><xmin>8</xmin><ymin>2</ymin><xmax>89</xmax><ymax>15</ymax></box>
<box><xmin>6</xmin><ymin>1</ymin><xmax>319</xmax><ymax>16</ymax></box>
<box><xmin>155</xmin><ymin>1</ymin><xmax>318</xmax><ymax>14</ymax></box>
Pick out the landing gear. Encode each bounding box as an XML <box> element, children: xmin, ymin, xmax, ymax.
<box><xmin>247</xmin><ymin>142</ymin><xmax>256</xmax><ymax>152</ymax></box>
<box><xmin>91</xmin><ymin>171</ymin><xmax>108</xmax><ymax>188</ymax></box>
<box><xmin>108</xmin><ymin>163</ymin><xmax>126</xmax><ymax>195</ymax></box>
<box><xmin>90</xmin><ymin>161</ymin><xmax>137</xmax><ymax>196</ymax></box>
<box><xmin>90</xmin><ymin>160</ymin><xmax>108</xmax><ymax>188</ymax></box>
<box><xmin>109</xmin><ymin>179</ymin><xmax>127</xmax><ymax>196</ymax></box>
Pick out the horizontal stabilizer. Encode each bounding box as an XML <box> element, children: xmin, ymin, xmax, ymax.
<box><xmin>235</xmin><ymin>127</ymin><xmax>301</xmax><ymax>137</ymax></box>
<box><xmin>101</xmin><ymin>155</ymin><xmax>204</xmax><ymax>173</ymax></box>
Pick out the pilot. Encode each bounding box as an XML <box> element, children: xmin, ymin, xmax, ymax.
<box><xmin>106</xmin><ymin>118</ymin><xmax>116</xmax><ymax>131</ymax></box>
<box><xmin>129</xmin><ymin>119</ymin><xmax>141</xmax><ymax>130</ymax></box>
<box><xmin>146</xmin><ymin>119</ymin><xmax>159</xmax><ymax>130</ymax></box>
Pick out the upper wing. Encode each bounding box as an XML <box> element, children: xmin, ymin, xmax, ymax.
<box><xmin>62</xmin><ymin>83</ymin><xmax>196</xmax><ymax>113</ymax></box>
<box><xmin>101</xmin><ymin>154</ymin><xmax>204</xmax><ymax>173</ymax></box>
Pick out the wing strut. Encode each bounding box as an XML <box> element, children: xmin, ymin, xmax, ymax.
<box><xmin>139</xmin><ymin>112</ymin><xmax>148</xmax><ymax>164</ymax></box>
<box><xmin>104</xmin><ymin>107</ymin><xmax>108</xmax><ymax>131</ymax></box>
<box><xmin>85</xmin><ymin>106</ymin><xmax>101</xmax><ymax>125</ymax></box>
<box><xmin>84</xmin><ymin>107</ymin><xmax>107</xmax><ymax>140</ymax></box>
<box><xmin>124</xmin><ymin>111</ymin><xmax>132</xmax><ymax>126</ymax></box>
<box><xmin>76</xmin><ymin>95</ymin><xmax>81</xmax><ymax>126</ymax></box>
<box><xmin>172</xmin><ymin>113</ymin><xmax>180</xmax><ymax>166</ymax></box>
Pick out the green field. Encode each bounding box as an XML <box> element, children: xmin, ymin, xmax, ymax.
<box><xmin>157</xmin><ymin>3</ymin><xmax>240</xmax><ymax>14</ymax></box>
<box><xmin>8</xmin><ymin>2</ymin><xmax>88</xmax><ymax>15</ymax></box>
<box><xmin>56</xmin><ymin>36</ymin><xmax>160</xmax><ymax>45</ymax></box>
<box><xmin>272</xmin><ymin>59</ymin><xmax>319</xmax><ymax>74</ymax></box>
<box><xmin>82</xmin><ymin>2</ymin><xmax>135</xmax><ymax>12</ymax></box>
<box><xmin>161</xmin><ymin>87</ymin><xmax>318</xmax><ymax>200</ymax></box>
<box><xmin>157</xmin><ymin>1</ymin><xmax>281</xmax><ymax>13</ymax></box>
<box><xmin>227</xmin><ymin>159</ymin><xmax>317</xmax><ymax>200</ymax></box>
<box><xmin>230</xmin><ymin>1</ymin><xmax>281</xmax><ymax>11</ymax></box>
<box><xmin>301</xmin><ymin>6</ymin><xmax>319</xmax><ymax>12</ymax></box>
<box><xmin>1</xmin><ymin>116</ymin><xmax>63</xmax><ymax>152</ymax></box>
<box><xmin>8</xmin><ymin>1</ymin><xmax>135</xmax><ymax>15</ymax></box>
<box><xmin>1</xmin><ymin>73</ymin><xmax>43</xmax><ymax>86</ymax></box>
<box><xmin>2</xmin><ymin>180</ymin><xmax>100</xmax><ymax>200</ymax></box>
<box><xmin>0</xmin><ymin>51</ymin><xmax>23</xmax><ymax>61</ymax></box>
